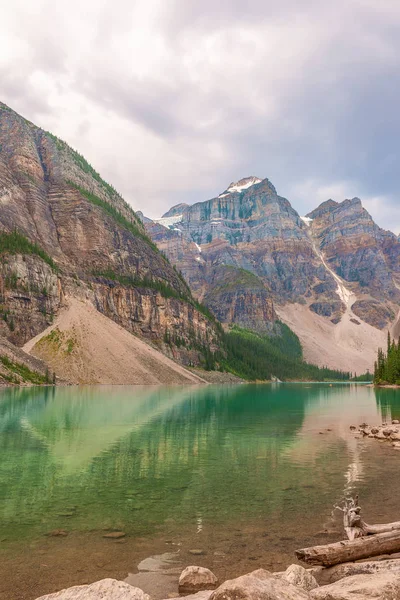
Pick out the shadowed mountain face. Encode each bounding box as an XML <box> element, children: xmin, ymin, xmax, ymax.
<box><xmin>143</xmin><ymin>177</ymin><xmax>400</xmax><ymax>363</ymax></box>
<box><xmin>307</xmin><ymin>198</ymin><xmax>400</xmax><ymax>326</ymax></box>
<box><xmin>0</xmin><ymin>102</ymin><xmax>221</xmax><ymax>368</ymax></box>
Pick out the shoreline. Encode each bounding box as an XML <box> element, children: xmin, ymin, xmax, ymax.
<box><xmin>374</xmin><ymin>384</ymin><xmax>400</xmax><ymax>389</ymax></box>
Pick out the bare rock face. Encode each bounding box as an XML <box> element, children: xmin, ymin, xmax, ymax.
<box><xmin>0</xmin><ymin>254</ymin><xmax>62</xmax><ymax>345</ymax></box>
<box><xmin>179</xmin><ymin>566</ymin><xmax>218</xmax><ymax>594</ymax></box>
<box><xmin>307</xmin><ymin>198</ymin><xmax>400</xmax><ymax>328</ymax></box>
<box><xmin>202</xmin><ymin>265</ymin><xmax>276</xmax><ymax>333</ymax></box>
<box><xmin>283</xmin><ymin>565</ymin><xmax>319</xmax><ymax>592</ymax></box>
<box><xmin>35</xmin><ymin>578</ymin><xmax>150</xmax><ymax>600</ymax></box>
<box><xmin>310</xmin><ymin>571</ymin><xmax>400</xmax><ymax>600</ymax></box>
<box><xmin>0</xmin><ymin>102</ymin><xmax>221</xmax><ymax>367</ymax></box>
<box><xmin>209</xmin><ymin>569</ymin><xmax>310</xmax><ymax>600</ymax></box>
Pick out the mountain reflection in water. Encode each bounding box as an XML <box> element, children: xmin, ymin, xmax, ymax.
<box><xmin>0</xmin><ymin>383</ymin><xmax>398</xmax><ymax>545</ymax></box>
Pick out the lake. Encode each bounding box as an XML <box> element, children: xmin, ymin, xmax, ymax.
<box><xmin>1</xmin><ymin>383</ymin><xmax>400</xmax><ymax>599</ymax></box>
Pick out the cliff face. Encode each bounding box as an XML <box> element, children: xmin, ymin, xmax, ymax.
<box><xmin>307</xmin><ymin>198</ymin><xmax>400</xmax><ymax>327</ymax></box>
<box><xmin>0</xmin><ymin>102</ymin><xmax>221</xmax><ymax>366</ymax></box>
<box><xmin>202</xmin><ymin>265</ymin><xmax>276</xmax><ymax>333</ymax></box>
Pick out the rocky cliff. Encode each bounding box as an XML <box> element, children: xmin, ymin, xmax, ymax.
<box><xmin>0</xmin><ymin>102</ymin><xmax>221</xmax><ymax>371</ymax></box>
<box><xmin>306</xmin><ymin>198</ymin><xmax>400</xmax><ymax>327</ymax></box>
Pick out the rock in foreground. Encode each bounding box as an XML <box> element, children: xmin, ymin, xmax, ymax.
<box><xmin>310</xmin><ymin>571</ymin><xmax>400</xmax><ymax>600</ymax></box>
<box><xmin>313</xmin><ymin>558</ymin><xmax>400</xmax><ymax>585</ymax></box>
<box><xmin>179</xmin><ymin>566</ymin><xmax>218</xmax><ymax>594</ymax></box>
<box><xmin>36</xmin><ymin>578</ymin><xmax>150</xmax><ymax>600</ymax></box>
<box><xmin>209</xmin><ymin>569</ymin><xmax>310</xmax><ymax>600</ymax></box>
<box><xmin>283</xmin><ymin>565</ymin><xmax>319</xmax><ymax>591</ymax></box>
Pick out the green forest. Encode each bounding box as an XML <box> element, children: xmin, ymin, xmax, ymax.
<box><xmin>219</xmin><ymin>324</ymin><xmax>351</xmax><ymax>382</ymax></box>
<box><xmin>374</xmin><ymin>333</ymin><xmax>400</xmax><ymax>385</ymax></box>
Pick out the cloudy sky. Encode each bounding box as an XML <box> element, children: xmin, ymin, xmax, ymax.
<box><xmin>2</xmin><ymin>0</ymin><xmax>400</xmax><ymax>231</ymax></box>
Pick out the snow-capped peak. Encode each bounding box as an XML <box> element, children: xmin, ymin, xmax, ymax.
<box><xmin>219</xmin><ymin>176</ymin><xmax>262</xmax><ymax>198</ymax></box>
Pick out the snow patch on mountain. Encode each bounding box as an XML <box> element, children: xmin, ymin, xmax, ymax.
<box><xmin>301</xmin><ymin>216</ymin><xmax>313</xmax><ymax>226</ymax></box>
<box><xmin>219</xmin><ymin>176</ymin><xmax>262</xmax><ymax>197</ymax></box>
<box><xmin>154</xmin><ymin>214</ymin><xmax>183</xmax><ymax>228</ymax></box>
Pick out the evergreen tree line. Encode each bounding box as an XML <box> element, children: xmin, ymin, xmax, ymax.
<box><xmin>216</xmin><ymin>326</ymin><xmax>351</xmax><ymax>381</ymax></box>
<box><xmin>374</xmin><ymin>333</ymin><xmax>400</xmax><ymax>385</ymax></box>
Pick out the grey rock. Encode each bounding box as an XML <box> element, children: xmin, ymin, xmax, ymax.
<box><xmin>312</xmin><ymin>558</ymin><xmax>400</xmax><ymax>586</ymax></box>
<box><xmin>209</xmin><ymin>569</ymin><xmax>310</xmax><ymax>600</ymax></box>
<box><xmin>35</xmin><ymin>578</ymin><xmax>150</xmax><ymax>600</ymax></box>
<box><xmin>310</xmin><ymin>572</ymin><xmax>400</xmax><ymax>600</ymax></box>
<box><xmin>282</xmin><ymin>564</ymin><xmax>319</xmax><ymax>591</ymax></box>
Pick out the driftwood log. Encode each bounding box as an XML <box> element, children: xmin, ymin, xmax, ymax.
<box><xmin>296</xmin><ymin>496</ymin><xmax>400</xmax><ymax>567</ymax></box>
<box><xmin>296</xmin><ymin>530</ymin><xmax>400</xmax><ymax>567</ymax></box>
<box><xmin>336</xmin><ymin>495</ymin><xmax>400</xmax><ymax>541</ymax></box>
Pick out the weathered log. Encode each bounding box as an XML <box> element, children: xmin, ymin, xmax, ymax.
<box><xmin>365</xmin><ymin>521</ymin><xmax>400</xmax><ymax>534</ymax></box>
<box><xmin>335</xmin><ymin>495</ymin><xmax>400</xmax><ymax>540</ymax></box>
<box><xmin>296</xmin><ymin>530</ymin><xmax>400</xmax><ymax>567</ymax></box>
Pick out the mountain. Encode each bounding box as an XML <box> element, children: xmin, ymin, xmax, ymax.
<box><xmin>143</xmin><ymin>177</ymin><xmax>400</xmax><ymax>373</ymax></box>
<box><xmin>0</xmin><ymin>102</ymin><xmax>222</xmax><ymax>383</ymax></box>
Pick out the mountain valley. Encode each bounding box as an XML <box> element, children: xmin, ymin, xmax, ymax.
<box><xmin>1</xmin><ymin>101</ymin><xmax>398</xmax><ymax>382</ymax></box>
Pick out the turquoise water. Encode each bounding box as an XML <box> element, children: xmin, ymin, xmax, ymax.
<box><xmin>1</xmin><ymin>383</ymin><xmax>400</xmax><ymax>598</ymax></box>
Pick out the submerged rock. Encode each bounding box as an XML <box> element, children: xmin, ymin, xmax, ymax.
<box><xmin>179</xmin><ymin>566</ymin><xmax>218</xmax><ymax>594</ymax></box>
<box><xmin>46</xmin><ymin>530</ymin><xmax>68</xmax><ymax>537</ymax></box>
<box><xmin>103</xmin><ymin>531</ymin><xmax>126</xmax><ymax>539</ymax></box>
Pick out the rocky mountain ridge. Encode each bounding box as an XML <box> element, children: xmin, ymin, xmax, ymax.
<box><xmin>142</xmin><ymin>177</ymin><xmax>400</xmax><ymax>371</ymax></box>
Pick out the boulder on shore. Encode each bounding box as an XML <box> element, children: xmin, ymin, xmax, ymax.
<box><xmin>35</xmin><ymin>578</ymin><xmax>150</xmax><ymax>600</ymax></box>
<box><xmin>209</xmin><ymin>569</ymin><xmax>310</xmax><ymax>600</ymax></box>
<box><xmin>179</xmin><ymin>566</ymin><xmax>218</xmax><ymax>594</ymax></box>
<box><xmin>310</xmin><ymin>571</ymin><xmax>400</xmax><ymax>600</ymax></box>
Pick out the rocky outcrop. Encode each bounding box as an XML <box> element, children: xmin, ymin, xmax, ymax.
<box><xmin>0</xmin><ymin>334</ymin><xmax>52</xmax><ymax>385</ymax></box>
<box><xmin>282</xmin><ymin>565</ymin><xmax>319</xmax><ymax>592</ymax></box>
<box><xmin>312</xmin><ymin>558</ymin><xmax>400</xmax><ymax>586</ymax></box>
<box><xmin>310</xmin><ymin>571</ymin><xmax>400</xmax><ymax>600</ymax></box>
<box><xmin>351</xmin><ymin>300</ymin><xmax>395</xmax><ymax>330</ymax></box>
<box><xmin>203</xmin><ymin>266</ymin><xmax>276</xmax><ymax>333</ymax></box>
<box><xmin>179</xmin><ymin>566</ymin><xmax>219</xmax><ymax>594</ymax></box>
<box><xmin>0</xmin><ymin>102</ymin><xmax>221</xmax><ymax>368</ymax></box>
<box><xmin>307</xmin><ymin>198</ymin><xmax>400</xmax><ymax>327</ymax></box>
<box><xmin>0</xmin><ymin>253</ymin><xmax>62</xmax><ymax>345</ymax></box>
<box><xmin>36</xmin><ymin>579</ymin><xmax>150</xmax><ymax>600</ymax></box>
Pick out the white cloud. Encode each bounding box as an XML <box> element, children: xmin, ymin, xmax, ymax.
<box><xmin>1</xmin><ymin>0</ymin><xmax>400</xmax><ymax>229</ymax></box>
